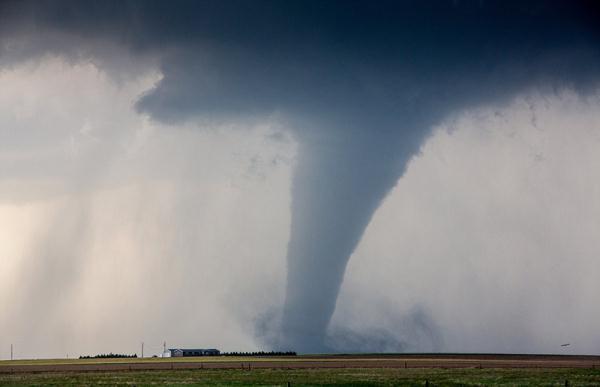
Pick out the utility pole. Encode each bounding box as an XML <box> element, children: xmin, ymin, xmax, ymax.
<box><xmin>163</xmin><ymin>341</ymin><xmax>166</xmax><ymax>353</ymax></box>
<box><xmin>10</xmin><ymin>344</ymin><xmax>13</xmax><ymax>361</ymax></box>
<box><xmin>141</xmin><ymin>342</ymin><xmax>144</xmax><ymax>358</ymax></box>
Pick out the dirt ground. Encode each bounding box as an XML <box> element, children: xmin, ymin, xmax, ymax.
<box><xmin>1</xmin><ymin>354</ymin><xmax>599</xmax><ymax>374</ymax></box>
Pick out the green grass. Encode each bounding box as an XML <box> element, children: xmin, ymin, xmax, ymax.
<box><xmin>1</xmin><ymin>368</ymin><xmax>600</xmax><ymax>386</ymax></box>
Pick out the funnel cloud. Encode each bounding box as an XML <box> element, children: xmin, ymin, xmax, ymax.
<box><xmin>1</xmin><ymin>1</ymin><xmax>600</xmax><ymax>354</ymax></box>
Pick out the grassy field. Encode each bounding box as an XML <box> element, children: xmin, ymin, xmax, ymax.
<box><xmin>2</xmin><ymin>355</ymin><xmax>600</xmax><ymax>386</ymax></box>
<box><xmin>1</xmin><ymin>367</ymin><xmax>600</xmax><ymax>386</ymax></box>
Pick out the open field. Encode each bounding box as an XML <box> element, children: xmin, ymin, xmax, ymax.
<box><xmin>1</xmin><ymin>367</ymin><xmax>600</xmax><ymax>386</ymax></box>
<box><xmin>1</xmin><ymin>355</ymin><xmax>600</xmax><ymax>386</ymax></box>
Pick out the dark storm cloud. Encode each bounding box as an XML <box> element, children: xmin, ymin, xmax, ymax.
<box><xmin>2</xmin><ymin>0</ymin><xmax>600</xmax><ymax>352</ymax></box>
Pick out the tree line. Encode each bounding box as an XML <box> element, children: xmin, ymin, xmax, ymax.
<box><xmin>79</xmin><ymin>353</ymin><xmax>138</xmax><ymax>359</ymax></box>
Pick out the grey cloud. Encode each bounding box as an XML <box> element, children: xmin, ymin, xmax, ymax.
<box><xmin>2</xmin><ymin>1</ymin><xmax>600</xmax><ymax>352</ymax></box>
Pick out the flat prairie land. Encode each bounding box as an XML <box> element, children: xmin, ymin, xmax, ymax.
<box><xmin>1</xmin><ymin>354</ymin><xmax>600</xmax><ymax>386</ymax></box>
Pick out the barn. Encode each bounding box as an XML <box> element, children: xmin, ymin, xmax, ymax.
<box><xmin>168</xmin><ymin>348</ymin><xmax>220</xmax><ymax>357</ymax></box>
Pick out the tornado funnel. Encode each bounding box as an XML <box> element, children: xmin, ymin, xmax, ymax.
<box><xmin>279</xmin><ymin>128</ymin><xmax>424</xmax><ymax>352</ymax></box>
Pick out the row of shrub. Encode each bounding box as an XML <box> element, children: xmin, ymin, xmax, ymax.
<box><xmin>221</xmin><ymin>351</ymin><xmax>296</xmax><ymax>356</ymax></box>
<box><xmin>79</xmin><ymin>353</ymin><xmax>138</xmax><ymax>359</ymax></box>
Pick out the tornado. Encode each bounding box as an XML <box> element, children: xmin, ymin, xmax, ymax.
<box><xmin>275</xmin><ymin>119</ymin><xmax>434</xmax><ymax>352</ymax></box>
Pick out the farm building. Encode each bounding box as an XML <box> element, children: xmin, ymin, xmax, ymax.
<box><xmin>168</xmin><ymin>348</ymin><xmax>220</xmax><ymax>357</ymax></box>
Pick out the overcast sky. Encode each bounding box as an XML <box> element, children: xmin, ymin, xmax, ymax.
<box><xmin>1</xmin><ymin>1</ymin><xmax>600</xmax><ymax>358</ymax></box>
